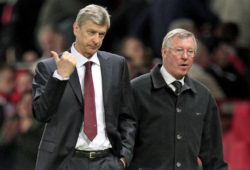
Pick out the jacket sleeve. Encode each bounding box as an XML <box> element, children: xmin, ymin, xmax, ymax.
<box><xmin>199</xmin><ymin>94</ymin><xmax>228</xmax><ymax>170</ymax></box>
<box><xmin>118</xmin><ymin>58</ymin><xmax>137</xmax><ymax>166</ymax></box>
<box><xmin>32</xmin><ymin>60</ymin><xmax>68</xmax><ymax>122</ymax></box>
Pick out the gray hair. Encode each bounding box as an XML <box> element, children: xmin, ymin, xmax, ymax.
<box><xmin>75</xmin><ymin>4</ymin><xmax>110</xmax><ymax>28</ymax></box>
<box><xmin>162</xmin><ymin>28</ymin><xmax>197</xmax><ymax>50</ymax></box>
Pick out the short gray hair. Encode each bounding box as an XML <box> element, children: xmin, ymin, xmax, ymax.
<box><xmin>162</xmin><ymin>28</ymin><xmax>197</xmax><ymax>50</ymax></box>
<box><xmin>75</xmin><ymin>4</ymin><xmax>110</xmax><ymax>28</ymax></box>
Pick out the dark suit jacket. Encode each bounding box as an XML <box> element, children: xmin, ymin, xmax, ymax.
<box><xmin>32</xmin><ymin>51</ymin><xmax>136</xmax><ymax>170</ymax></box>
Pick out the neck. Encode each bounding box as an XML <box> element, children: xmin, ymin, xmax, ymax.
<box><xmin>74</xmin><ymin>43</ymin><xmax>92</xmax><ymax>59</ymax></box>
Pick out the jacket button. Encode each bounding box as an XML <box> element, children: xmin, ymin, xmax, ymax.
<box><xmin>177</xmin><ymin>134</ymin><xmax>182</xmax><ymax>140</ymax></box>
<box><xmin>176</xmin><ymin>108</ymin><xmax>182</xmax><ymax>113</ymax></box>
<box><xmin>176</xmin><ymin>162</ymin><xmax>182</xmax><ymax>168</ymax></box>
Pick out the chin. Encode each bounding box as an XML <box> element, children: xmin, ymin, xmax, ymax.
<box><xmin>177</xmin><ymin>73</ymin><xmax>187</xmax><ymax>79</ymax></box>
<box><xmin>87</xmin><ymin>50</ymin><xmax>96</xmax><ymax>55</ymax></box>
<box><xmin>90</xmin><ymin>49</ymin><xmax>98</xmax><ymax>54</ymax></box>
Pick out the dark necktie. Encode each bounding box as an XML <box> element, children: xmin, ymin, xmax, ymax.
<box><xmin>84</xmin><ymin>61</ymin><xmax>97</xmax><ymax>141</ymax></box>
<box><xmin>172</xmin><ymin>81</ymin><xmax>182</xmax><ymax>95</ymax></box>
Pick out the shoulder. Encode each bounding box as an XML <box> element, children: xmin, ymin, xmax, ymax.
<box><xmin>187</xmin><ymin>76</ymin><xmax>213</xmax><ymax>97</ymax></box>
<box><xmin>98</xmin><ymin>51</ymin><xmax>125</xmax><ymax>62</ymax></box>
<box><xmin>35</xmin><ymin>57</ymin><xmax>56</xmax><ymax>73</ymax></box>
<box><xmin>40</xmin><ymin>57</ymin><xmax>55</xmax><ymax>66</ymax></box>
<box><xmin>131</xmin><ymin>73</ymin><xmax>151</xmax><ymax>89</ymax></box>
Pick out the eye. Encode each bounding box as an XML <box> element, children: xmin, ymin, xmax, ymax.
<box><xmin>87</xmin><ymin>30</ymin><xmax>96</xmax><ymax>35</ymax></box>
<box><xmin>187</xmin><ymin>49</ymin><xmax>195</xmax><ymax>55</ymax></box>
<box><xmin>175</xmin><ymin>48</ymin><xmax>184</xmax><ymax>54</ymax></box>
<box><xmin>99</xmin><ymin>32</ymin><xmax>106</xmax><ymax>38</ymax></box>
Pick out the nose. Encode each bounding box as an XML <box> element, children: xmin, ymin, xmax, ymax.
<box><xmin>181</xmin><ymin>51</ymin><xmax>188</xmax><ymax>60</ymax></box>
<box><xmin>92</xmin><ymin>34</ymin><xmax>100</xmax><ymax>44</ymax></box>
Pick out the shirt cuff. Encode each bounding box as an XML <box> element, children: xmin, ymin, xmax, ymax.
<box><xmin>53</xmin><ymin>70</ymin><xmax>70</xmax><ymax>80</ymax></box>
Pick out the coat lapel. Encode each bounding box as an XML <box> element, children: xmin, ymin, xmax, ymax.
<box><xmin>97</xmin><ymin>51</ymin><xmax>112</xmax><ymax>108</ymax></box>
<box><xmin>67</xmin><ymin>50</ymin><xmax>112</xmax><ymax>106</ymax></box>
<box><xmin>67</xmin><ymin>48</ymin><xmax>83</xmax><ymax>104</ymax></box>
<box><xmin>69</xmin><ymin>69</ymin><xmax>83</xmax><ymax>104</ymax></box>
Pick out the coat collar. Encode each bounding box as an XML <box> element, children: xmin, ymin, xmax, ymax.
<box><xmin>151</xmin><ymin>64</ymin><xmax>166</xmax><ymax>89</ymax></box>
<box><xmin>151</xmin><ymin>64</ymin><xmax>197</xmax><ymax>94</ymax></box>
<box><xmin>183</xmin><ymin>76</ymin><xmax>197</xmax><ymax>94</ymax></box>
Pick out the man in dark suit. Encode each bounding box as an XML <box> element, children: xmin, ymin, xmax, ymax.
<box><xmin>32</xmin><ymin>4</ymin><xmax>136</xmax><ymax>170</ymax></box>
<box><xmin>129</xmin><ymin>29</ymin><xmax>228</xmax><ymax>170</ymax></box>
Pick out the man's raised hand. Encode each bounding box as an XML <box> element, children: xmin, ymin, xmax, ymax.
<box><xmin>51</xmin><ymin>51</ymin><xmax>77</xmax><ymax>78</ymax></box>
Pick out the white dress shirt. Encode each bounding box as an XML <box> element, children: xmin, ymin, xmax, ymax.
<box><xmin>160</xmin><ymin>66</ymin><xmax>184</xmax><ymax>92</ymax></box>
<box><xmin>53</xmin><ymin>44</ymin><xmax>111</xmax><ymax>151</ymax></box>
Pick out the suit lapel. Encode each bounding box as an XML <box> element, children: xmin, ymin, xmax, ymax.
<box><xmin>67</xmin><ymin>51</ymin><xmax>111</xmax><ymax>106</ymax></box>
<box><xmin>69</xmin><ymin>69</ymin><xmax>83</xmax><ymax>104</ymax></box>
<box><xmin>98</xmin><ymin>51</ymin><xmax>112</xmax><ymax>108</ymax></box>
<box><xmin>67</xmin><ymin>48</ymin><xmax>83</xmax><ymax>104</ymax></box>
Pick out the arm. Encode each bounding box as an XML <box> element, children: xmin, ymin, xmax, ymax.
<box><xmin>199</xmin><ymin>95</ymin><xmax>228</xmax><ymax>170</ymax></box>
<box><xmin>32</xmin><ymin>51</ymin><xmax>76</xmax><ymax>122</ymax></box>
<box><xmin>32</xmin><ymin>60</ymin><xmax>68</xmax><ymax>122</ymax></box>
<box><xmin>118</xmin><ymin>58</ymin><xmax>137</xmax><ymax>167</ymax></box>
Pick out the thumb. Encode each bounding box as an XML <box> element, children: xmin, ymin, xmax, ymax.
<box><xmin>51</xmin><ymin>51</ymin><xmax>60</xmax><ymax>62</ymax></box>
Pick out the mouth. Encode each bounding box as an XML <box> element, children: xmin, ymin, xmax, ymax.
<box><xmin>88</xmin><ymin>44</ymin><xmax>99</xmax><ymax>50</ymax></box>
<box><xmin>180</xmin><ymin>64</ymin><xmax>188</xmax><ymax>67</ymax></box>
<box><xmin>89</xmin><ymin>46</ymin><xmax>98</xmax><ymax>50</ymax></box>
<box><xmin>179</xmin><ymin>64</ymin><xmax>189</xmax><ymax>69</ymax></box>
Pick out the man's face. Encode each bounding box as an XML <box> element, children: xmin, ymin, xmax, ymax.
<box><xmin>161</xmin><ymin>36</ymin><xmax>195</xmax><ymax>80</ymax></box>
<box><xmin>73</xmin><ymin>20</ymin><xmax>108</xmax><ymax>58</ymax></box>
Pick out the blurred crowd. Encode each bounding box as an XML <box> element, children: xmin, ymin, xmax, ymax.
<box><xmin>0</xmin><ymin>0</ymin><xmax>249</xmax><ymax>170</ymax></box>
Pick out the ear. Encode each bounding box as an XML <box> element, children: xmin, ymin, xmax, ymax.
<box><xmin>73</xmin><ymin>22</ymin><xmax>78</xmax><ymax>36</ymax></box>
<box><xmin>161</xmin><ymin>48</ymin><xmax>167</xmax><ymax>57</ymax></box>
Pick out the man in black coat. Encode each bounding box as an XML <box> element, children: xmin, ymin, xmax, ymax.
<box><xmin>32</xmin><ymin>4</ymin><xmax>136</xmax><ymax>170</ymax></box>
<box><xmin>129</xmin><ymin>28</ymin><xmax>228</xmax><ymax>170</ymax></box>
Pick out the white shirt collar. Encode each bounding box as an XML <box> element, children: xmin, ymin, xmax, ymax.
<box><xmin>71</xmin><ymin>43</ymin><xmax>100</xmax><ymax>68</ymax></box>
<box><xmin>160</xmin><ymin>65</ymin><xmax>185</xmax><ymax>86</ymax></box>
